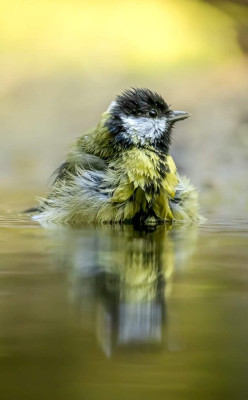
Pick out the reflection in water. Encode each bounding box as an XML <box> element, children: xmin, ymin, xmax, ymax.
<box><xmin>1</xmin><ymin>214</ymin><xmax>248</xmax><ymax>400</ymax></box>
<box><xmin>50</xmin><ymin>224</ymin><xmax>198</xmax><ymax>357</ymax></box>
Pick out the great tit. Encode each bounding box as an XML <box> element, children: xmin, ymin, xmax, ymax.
<box><xmin>31</xmin><ymin>88</ymin><xmax>199</xmax><ymax>224</ymax></box>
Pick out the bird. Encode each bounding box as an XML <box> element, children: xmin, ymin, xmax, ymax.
<box><xmin>30</xmin><ymin>88</ymin><xmax>200</xmax><ymax>225</ymax></box>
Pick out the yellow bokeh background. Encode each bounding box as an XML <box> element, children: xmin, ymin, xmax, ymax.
<box><xmin>0</xmin><ymin>0</ymin><xmax>242</xmax><ymax>76</ymax></box>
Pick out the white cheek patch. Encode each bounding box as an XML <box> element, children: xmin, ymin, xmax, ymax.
<box><xmin>120</xmin><ymin>115</ymin><xmax>168</xmax><ymax>145</ymax></box>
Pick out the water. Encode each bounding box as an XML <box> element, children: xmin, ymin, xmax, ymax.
<box><xmin>1</xmin><ymin>208</ymin><xmax>248</xmax><ymax>400</ymax></box>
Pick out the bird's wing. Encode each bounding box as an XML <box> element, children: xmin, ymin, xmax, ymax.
<box><xmin>50</xmin><ymin>153</ymin><xmax>107</xmax><ymax>185</ymax></box>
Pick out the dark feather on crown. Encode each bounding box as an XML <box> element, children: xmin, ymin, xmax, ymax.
<box><xmin>115</xmin><ymin>88</ymin><xmax>169</xmax><ymax>117</ymax></box>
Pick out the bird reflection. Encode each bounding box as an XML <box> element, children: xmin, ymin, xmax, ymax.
<box><xmin>51</xmin><ymin>223</ymin><xmax>198</xmax><ymax>357</ymax></box>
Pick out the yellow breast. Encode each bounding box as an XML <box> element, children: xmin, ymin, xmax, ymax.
<box><xmin>110</xmin><ymin>148</ymin><xmax>179</xmax><ymax>221</ymax></box>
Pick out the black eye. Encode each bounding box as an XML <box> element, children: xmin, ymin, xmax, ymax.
<box><xmin>149</xmin><ymin>109</ymin><xmax>157</xmax><ymax>118</ymax></box>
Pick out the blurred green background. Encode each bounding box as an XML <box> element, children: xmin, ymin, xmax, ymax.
<box><xmin>0</xmin><ymin>0</ymin><xmax>247</xmax><ymax>217</ymax></box>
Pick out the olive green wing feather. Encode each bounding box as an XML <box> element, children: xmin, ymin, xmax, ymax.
<box><xmin>50</xmin><ymin>154</ymin><xmax>107</xmax><ymax>185</ymax></box>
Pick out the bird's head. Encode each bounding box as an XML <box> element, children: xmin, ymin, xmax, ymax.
<box><xmin>105</xmin><ymin>88</ymin><xmax>190</xmax><ymax>153</ymax></box>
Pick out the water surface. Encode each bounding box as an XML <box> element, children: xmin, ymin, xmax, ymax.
<box><xmin>0</xmin><ymin>210</ymin><xmax>248</xmax><ymax>400</ymax></box>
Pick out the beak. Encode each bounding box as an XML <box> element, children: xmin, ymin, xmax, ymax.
<box><xmin>167</xmin><ymin>110</ymin><xmax>190</xmax><ymax>122</ymax></box>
